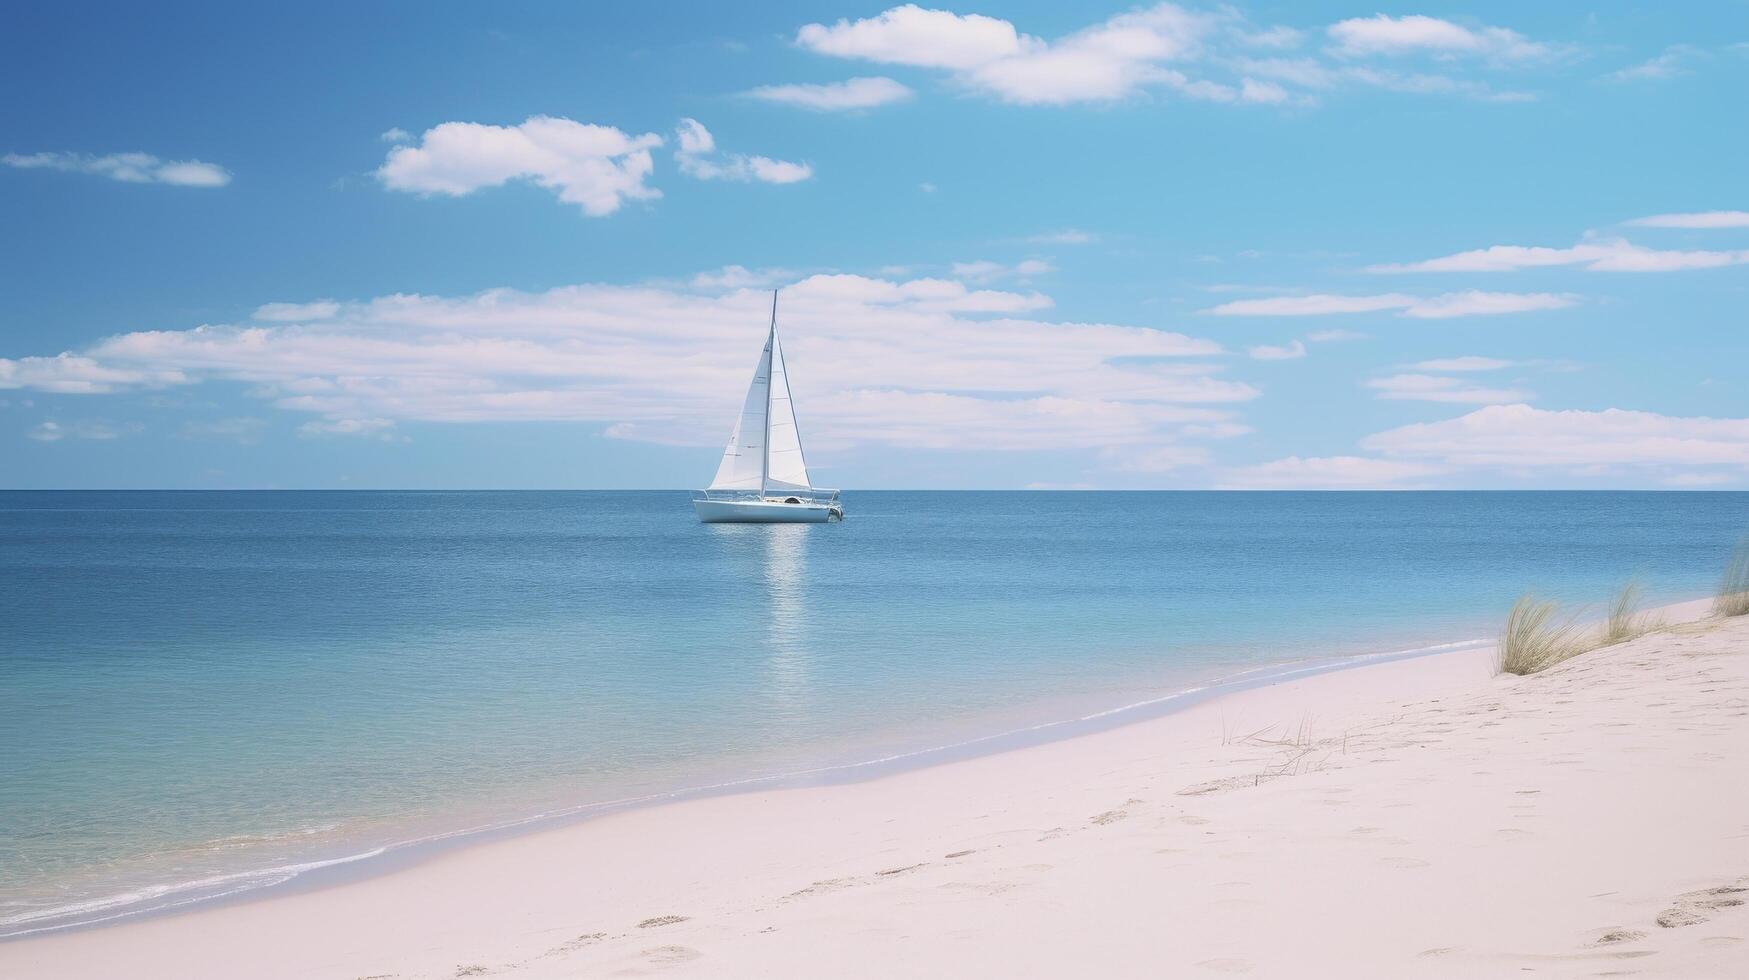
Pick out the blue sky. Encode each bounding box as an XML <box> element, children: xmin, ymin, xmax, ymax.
<box><xmin>2</xmin><ymin>1</ymin><xmax>1746</xmax><ymax>489</ymax></box>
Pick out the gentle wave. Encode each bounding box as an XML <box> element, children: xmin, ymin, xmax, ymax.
<box><xmin>0</xmin><ymin>634</ymin><xmax>1490</xmax><ymax>940</ymax></box>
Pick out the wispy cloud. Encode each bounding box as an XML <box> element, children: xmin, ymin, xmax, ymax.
<box><xmin>0</xmin><ymin>273</ymin><xmax>1257</xmax><ymax>457</ymax></box>
<box><xmin>377</xmin><ymin>116</ymin><xmax>662</xmax><ymax>216</ymax></box>
<box><xmin>1406</xmin><ymin>356</ymin><xmax>1515</xmax><ymax>372</ymax></box>
<box><xmin>745</xmin><ymin>76</ymin><xmax>913</xmax><ymax>110</ymax></box>
<box><xmin>1369</xmin><ymin>238</ymin><xmax>1749</xmax><ymax>273</ymax></box>
<box><xmin>1247</xmin><ymin>340</ymin><xmax>1306</xmax><ymax>360</ymax></box>
<box><xmin>1025</xmin><ymin>229</ymin><xmax>1098</xmax><ymax>245</ymax></box>
<box><xmin>4</xmin><ymin>151</ymin><xmax>230</xmax><ymax>187</ymax></box>
<box><xmin>1362</xmin><ymin>404</ymin><xmax>1749</xmax><ymax>472</ymax></box>
<box><xmin>950</xmin><ymin>258</ymin><xmax>1054</xmax><ymax>282</ymax></box>
<box><xmin>1603</xmin><ymin>44</ymin><xmax>1704</xmax><ymax>82</ymax></box>
<box><xmin>674</xmin><ymin>118</ymin><xmax>812</xmax><ymax>184</ymax></box>
<box><xmin>1625</xmin><ymin>210</ymin><xmax>1749</xmax><ymax>229</ymax></box>
<box><xmin>254</xmin><ymin>301</ymin><xmax>341</xmax><ymax>322</ymax></box>
<box><xmin>1366</xmin><ymin>373</ymin><xmax>1530</xmax><ymax>404</ymax></box>
<box><xmin>27</xmin><ymin>419</ymin><xmax>140</xmax><ymax>442</ymax></box>
<box><xmin>1205</xmin><ymin>291</ymin><xmax>1577</xmax><ymax>318</ymax></box>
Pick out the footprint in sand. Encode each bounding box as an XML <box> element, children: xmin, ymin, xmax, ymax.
<box><xmin>642</xmin><ymin>945</ymin><xmax>702</xmax><ymax>965</ymax></box>
<box><xmin>1656</xmin><ymin>881</ymin><xmax>1747</xmax><ymax>928</ymax></box>
<box><xmin>638</xmin><ymin>915</ymin><xmax>690</xmax><ymax>929</ymax></box>
<box><xmin>1593</xmin><ymin>928</ymin><xmax>1645</xmax><ymax>945</ymax></box>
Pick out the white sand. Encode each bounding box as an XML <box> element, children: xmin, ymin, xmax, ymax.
<box><xmin>4</xmin><ymin>602</ymin><xmax>1746</xmax><ymax>978</ymax></box>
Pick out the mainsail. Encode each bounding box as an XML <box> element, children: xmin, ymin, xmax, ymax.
<box><xmin>764</xmin><ymin>326</ymin><xmax>811</xmax><ymax>491</ymax></box>
<box><xmin>707</xmin><ymin>292</ymin><xmax>812</xmax><ymax>494</ymax></box>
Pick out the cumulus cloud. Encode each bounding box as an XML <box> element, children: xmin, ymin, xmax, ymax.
<box><xmin>1222</xmin><ymin>455</ymin><xmax>1446</xmax><ymax>489</ymax></box>
<box><xmin>1204</xmin><ymin>291</ymin><xmax>1577</xmax><ymax>318</ymax></box>
<box><xmin>793</xmin><ymin>6</ymin><xmax>1552</xmax><ymax>106</ymax></box>
<box><xmin>4</xmin><ymin>151</ymin><xmax>230</xmax><ymax>187</ymax></box>
<box><xmin>1369</xmin><ymin>237</ymin><xmax>1749</xmax><ymax>273</ymax></box>
<box><xmin>376</xmin><ymin>116</ymin><xmax>663</xmax><ymax>216</ymax></box>
<box><xmin>1361</xmin><ymin>405</ymin><xmax>1749</xmax><ymax>471</ymax></box>
<box><xmin>379</xmin><ymin>128</ymin><xmax>413</xmax><ymax>143</ymax></box>
<box><xmin>1247</xmin><ymin>340</ymin><xmax>1306</xmax><ymax>360</ymax></box>
<box><xmin>1366</xmin><ymin>373</ymin><xmax>1530</xmax><ymax>404</ymax></box>
<box><xmin>746</xmin><ymin>76</ymin><xmax>914</xmax><ymax>110</ymax></box>
<box><xmin>0</xmin><ymin>273</ymin><xmax>1254</xmax><ymax>459</ymax></box>
<box><xmin>674</xmin><ymin>118</ymin><xmax>812</xmax><ymax>184</ymax></box>
<box><xmin>1326</xmin><ymin>14</ymin><xmax>1552</xmax><ymax>61</ymax></box>
<box><xmin>1625</xmin><ymin>210</ymin><xmax>1749</xmax><ymax>229</ymax></box>
<box><xmin>797</xmin><ymin>3</ymin><xmax>1233</xmax><ymax>106</ymax></box>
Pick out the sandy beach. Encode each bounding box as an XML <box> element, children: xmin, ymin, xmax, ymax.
<box><xmin>3</xmin><ymin>601</ymin><xmax>1745</xmax><ymax>979</ymax></box>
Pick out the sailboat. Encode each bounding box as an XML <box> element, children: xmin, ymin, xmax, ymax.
<box><xmin>693</xmin><ymin>291</ymin><xmax>843</xmax><ymax>524</ymax></box>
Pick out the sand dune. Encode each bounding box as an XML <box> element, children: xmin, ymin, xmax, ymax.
<box><xmin>4</xmin><ymin>605</ymin><xmax>1745</xmax><ymax>978</ymax></box>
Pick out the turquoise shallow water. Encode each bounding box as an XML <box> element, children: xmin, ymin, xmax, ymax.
<box><xmin>2</xmin><ymin>490</ymin><xmax>1746</xmax><ymax>935</ymax></box>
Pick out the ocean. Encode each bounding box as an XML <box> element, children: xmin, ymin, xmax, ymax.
<box><xmin>2</xmin><ymin>490</ymin><xmax>1745</xmax><ymax>936</ymax></box>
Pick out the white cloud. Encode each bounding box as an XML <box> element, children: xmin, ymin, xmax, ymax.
<box><xmin>376</xmin><ymin>116</ymin><xmax>662</xmax><ymax>216</ymax></box>
<box><xmin>1239</xmin><ymin>78</ymin><xmax>1291</xmax><ymax>104</ymax></box>
<box><xmin>1205</xmin><ymin>291</ymin><xmax>1577</xmax><ymax>318</ymax></box>
<box><xmin>797</xmin><ymin>3</ymin><xmax>1225</xmax><ymax>106</ymax></box>
<box><xmin>1361</xmin><ymin>405</ymin><xmax>1749</xmax><ymax>470</ymax></box>
<box><xmin>1626</xmin><ymin>210</ymin><xmax>1749</xmax><ymax>229</ymax></box>
<box><xmin>0</xmin><ymin>353</ymin><xmax>187</xmax><ymax>394</ymax></box>
<box><xmin>1025</xmin><ymin>229</ymin><xmax>1098</xmax><ymax>245</ymax></box>
<box><xmin>0</xmin><ymin>273</ymin><xmax>1254</xmax><ymax>457</ymax></box>
<box><xmin>4</xmin><ymin>151</ymin><xmax>230</xmax><ymax>187</ymax></box>
<box><xmin>950</xmin><ymin>259</ymin><xmax>1054</xmax><ymax>282</ymax></box>
<box><xmin>674</xmin><ymin>118</ymin><xmax>812</xmax><ymax>184</ymax></box>
<box><xmin>253</xmin><ymin>301</ymin><xmax>340</xmax><ymax>322</ymax></box>
<box><xmin>1366</xmin><ymin>373</ymin><xmax>1530</xmax><ymax>405</ymax></box>
<box><xmin>26</xmin><ymin>419</ymin><xmax>137</xmax><ymax>442</ymax></box>
<box><xmin>1306</xmin><ymin>328</ymin><xmax>1366</xmax><ymax>342</ymax></box>
<box><xmin>746</xmin><ymin>76</ymin><xmax>914</xmax><ymax>110</ymax></box>
<box><xmin>1247</xmin><ymin>339</ymin><xmax>1306</xmax><ymax>360</ymax></box>
<box><xmin>1407</xmin><ymin>356</ymin><xmax>1514</xmax><ymax>372</ymax></box>
<box><xmin>796</xmin><ymin>5</ymin><xmax>1033</xmax><ymax>70</ymax></box>
<box><xmin>793</xmin><ymin>6</ymin><xmax>1551</xmax><ymax>107</ymax></box>
<box><xmin>299</xmin><ymin>418</ymin><xmax>399</xmax><ymax>440</ymax></box>
<box><xmin>689</xmin><ymin>265</ymin><xmax>794</xmax><ymax>290</ymax></box>
<box><xmin>1326</xmin><ymin>14</ymin><xmax>1552</xmax><ymax>61</ymax></box>
<box><xmin>1604</xmin><ymin>45</ymin><xmax>1703</xmax><ymax>82</ymax></box>
<box><xmin>1223</xmin><ymin>455</ymin><xmax>1446</xmax><ymax>489</ymax></box>
<box><xmin>380</xmin><ymin>128</ymin><xmax>412</xmax><ymax>143</ymax></box>
<box><xmin>1370</xmin><ymin>237</ymin><xmax>1749</xmax><ymax>273</ymax></box>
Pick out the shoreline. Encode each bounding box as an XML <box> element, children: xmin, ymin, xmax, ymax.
<box><xmin>5</xmin><ymin>630</ymin><xmax>1505</xmax><ymax>940</ymax></box>
<box><xmin>4</xmin><ymin>597</ymin><xmax>1742</xmax><ymax>977</ymax></box>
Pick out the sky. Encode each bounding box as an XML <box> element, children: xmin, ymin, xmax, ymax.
<box><xmin>2</xmin><ymin>1</ymin><xmax>1746</xmax><ymax>490</ymax></box>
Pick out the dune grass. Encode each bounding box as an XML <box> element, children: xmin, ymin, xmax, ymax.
<box><xmin>1716</xmin><ymin>536</ymin><xmax>1749</xmax><ymax>618</ymax></box>
<box><xmin>1601</xmin><ymin>581</ymin><xmax>1656</xmax><ymax>646</ymax></box>
<box><xmin>1498</xmin><ymin>595</ymin><xmax>1589</xmax><ymax>676</ymax></box>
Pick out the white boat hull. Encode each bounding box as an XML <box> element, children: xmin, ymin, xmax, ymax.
<box><xmin>693</xmin><ymin>498</ymin><xmax>838</xmax><ymax>524</ymax></box>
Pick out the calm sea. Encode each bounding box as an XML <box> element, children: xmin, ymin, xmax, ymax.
<box><xmin>3</xmin><ymin>490</ymin><xmax>1745</xmax><ymax>936</ymax></box>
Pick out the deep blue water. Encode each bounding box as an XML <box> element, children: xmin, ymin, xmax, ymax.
<box><xmin>2</xmin><ymin>490</ymin><xmax>1745</xmax><ymax>935</ymax></box>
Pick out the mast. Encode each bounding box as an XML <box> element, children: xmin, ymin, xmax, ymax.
<box><xmin>761</xmin><ymin>289</ymin><xmax>776</xmax><ymax>498</ymax></box>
